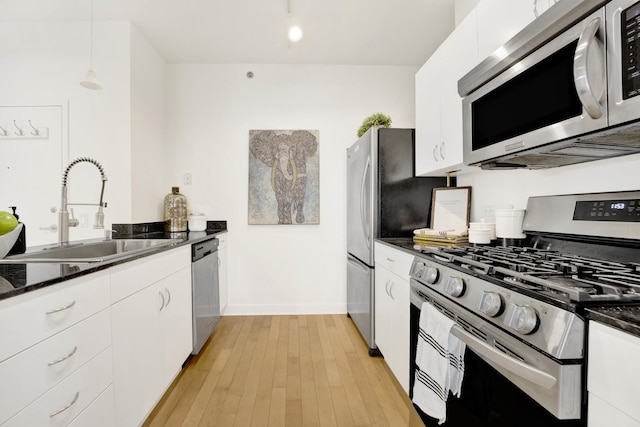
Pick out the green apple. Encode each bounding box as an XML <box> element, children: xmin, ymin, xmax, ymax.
<box><xmin>0</xmin><ymin>211</ymin><xmax>18</xmax><ymax>236</ymax></box>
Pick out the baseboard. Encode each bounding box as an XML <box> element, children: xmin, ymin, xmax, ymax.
<box><xmin>222</xmin><ymin>303</ymin><xmax>347</xmax><ymax>316</ymax></box>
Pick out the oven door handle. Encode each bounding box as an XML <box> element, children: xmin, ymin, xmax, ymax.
<box><xmin>451</xmin><ymin>325</ymin><xmax>557</xmax><ymax>389</ymax></box>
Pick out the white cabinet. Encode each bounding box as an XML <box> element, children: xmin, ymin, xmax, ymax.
<box><xmin>374</xmin><ymin>242</ymin><xmax>412</xmax><ymax>393</ymax></box>
<box><xmin>217</xmin><ymin>232</ymin><xmax>228</xmax><ymax>314</ymax></box>
<box><xmin>415</xmin><ymin>9</ymin><xmax>478</xmax><ymax>177</ymax></box>
<box><xmin>588</xmin><ymin>322</ymin><xmax>640</xmax><ymax>426</ymax></box>
<box><xmin>0</xmin><ymin>272</ymin><xmax>111</xmax><ymax>426</ymax></box>
<box><xmin>110</xmin><ymin>246</ymin><xmax>191</xmax><ymax>427</ymax></box>
<box><xmin>477</xmin><ymin>0</ymin><xmax>536</xmax><ymax>61</ymax></box>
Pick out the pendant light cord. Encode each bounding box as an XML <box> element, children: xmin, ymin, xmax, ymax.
<box><xmin>89</xmin><ymin>0</ymin><xmax>94</xmax><ymax>67</ymax></box>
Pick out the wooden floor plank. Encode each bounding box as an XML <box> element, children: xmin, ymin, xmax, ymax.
<box><xmin>144</xmin><ymin>315</ymin><xmax>410</xmax><ymax>427</ymax></box>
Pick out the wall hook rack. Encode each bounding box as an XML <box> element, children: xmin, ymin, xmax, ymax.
<box><xmin>0</xmin><ymin>120</ymin><xmax>49</xmax><ymax>140</ymax></box>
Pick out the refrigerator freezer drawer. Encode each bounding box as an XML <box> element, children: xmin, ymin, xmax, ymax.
<box><xmin>347</xmin><ymin>254</ymin><xmax>375</xmax><ymax>351</ymax></box>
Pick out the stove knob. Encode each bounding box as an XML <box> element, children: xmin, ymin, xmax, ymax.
<box><xmin>479</xmin><ymin>292</ymin><xmax>503</xmax><ymax>317</ymax></box>
<box><xmin>505</xmin><ymin>304</ymin><xmax>539</xmax><ymax>335</ymax></box>
<box><xmin>423</xmin><ymin>267</ymin><xmax>439</xmax><ymax>284</ymax></box>
<box><xmin>444</xmin><ymin>277</ymin><xmax>465</xmax><ymax>297</ymax></box>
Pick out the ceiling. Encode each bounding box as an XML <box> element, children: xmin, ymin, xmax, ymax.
<box><xmin>2</xmin><ymin>0</ymin><xmax>456</xmax><ymax>66</ymax></box>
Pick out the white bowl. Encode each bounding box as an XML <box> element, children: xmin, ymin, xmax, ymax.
<box><xmin>469</xmin><ymin>229</ymin><xmax>492</xmax><ymax>244</ymax></box>
<box><xmin>0</xmin><ymin>223</ymin><xmax>23</xmax><ymax>259</ymax></box>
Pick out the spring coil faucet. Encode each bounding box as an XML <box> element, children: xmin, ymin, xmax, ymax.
<box><xmin>59</xmin><ymin>157</ymin><xmax>108</xmax><ymax>245</ymax></box>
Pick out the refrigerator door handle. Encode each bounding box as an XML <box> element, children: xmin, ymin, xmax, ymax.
<box><xmin>360</xmin><ymin>156</ymin><xmax>371</xmax><ymax>248</ymax></box>
<box><xmin>348</xmin><ymin>256</ymin><xmax>370</xmax><ymax>273</ymax></box>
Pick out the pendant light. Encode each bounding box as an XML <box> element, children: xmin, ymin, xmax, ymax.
<box><xmin>80</xmin><ymin>0</ymin><xmax>102</xmax><ymax>90</ymax></box>
<box><xmin>287</xmin><ymin>0</ymin><xmax>303</xmax><ymax>42</ymax></box>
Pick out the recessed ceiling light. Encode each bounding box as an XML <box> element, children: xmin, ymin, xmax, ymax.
<box><xmin>288</xmin><ymin>25</ymin><xmax>303</xmax><ymax>42</ymax></box>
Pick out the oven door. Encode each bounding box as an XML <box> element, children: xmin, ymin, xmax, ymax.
<box><xmin>462</xmin><ymin>8</ymin><xmax>607</xmax><ymax>167</ymax></box>
<box><xmin>409</xmin><ymin>280</ymin><xmax>586</xmax><ymax>427</ymax></box>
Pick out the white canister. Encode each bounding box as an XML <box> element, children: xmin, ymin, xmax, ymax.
<box><xmin>188</xmin><ymin>213</ymin><xmax>207</xmax><ymax>232</ymax></box>
<box><xmin>495</xmin><ymin>208</ymin><xmax>526</xmax><ymax>239</ymax></box>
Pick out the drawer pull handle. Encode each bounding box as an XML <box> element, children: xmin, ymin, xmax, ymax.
<box><xmin>48</xmin><ymin>346</ymin><xmax>78</xmax><ymax>366</ymax></box>
<box><xmin>164</xmin><ymin>288</ymin><xmax>171</xmax><ymax>308</ymax></box>
<box><xmin>49</xmin><ymin>392</ymin><xmax>79</xmax><ymax>417</ymax></box>
<box><xmin>45</xmin><ymin>300</ymin><xmax>76</xmax><ymax>315</ymax></box>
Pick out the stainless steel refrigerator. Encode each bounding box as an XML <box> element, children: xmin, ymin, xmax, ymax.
<box><xmin>346</xmin><ymin>127</ymin><xmax>449</xmax><ymax>355</ymax></box>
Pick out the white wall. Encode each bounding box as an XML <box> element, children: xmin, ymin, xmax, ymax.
<box><xmin>166</xmin><ymin>64</ymin><xmax>417</xmax><ymax>314</ymax></box>
<box><xmin>457</xmin><ymin>153</ymin><xmax>640</xmax><ymax>221</ymax></box>
<box><xmin>130</xmin><ymin>25</ymin><xmax>168</xmax><ymax>223</ymax></box>
<box><xmin>0</xmin><ymin>21</ymin><xmax>169</xmax><ymax>244</ymax></box>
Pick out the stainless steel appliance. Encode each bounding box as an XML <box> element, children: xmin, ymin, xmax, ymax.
<box><xmin>409</xmin><ymin>190</ymin><xmax>640</xmax><ymax>426</ymax></box>
<box><xmin>347</xmin><ymin>127</ymin><xmax>447</xmax><ymax>355</ymax></box>
<box><xmin>459</xmin><ymin>0</ymin><xmax>640</xmax><ymax>169</ymax></box>
<box><xmin>191</xmin><ymin>238</ymin><xmax>220</xmax><ymax>355</ymax></box>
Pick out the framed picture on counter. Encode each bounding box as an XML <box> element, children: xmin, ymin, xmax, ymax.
<box><xmin>248</xmin><ymin>129</ymin><xmax>319</xmax><ymax>225</ymax></box>
<box><xmin>430</xmin><ymin>186</ymin><xmax>472</xmax><ymax>235</ymax></box>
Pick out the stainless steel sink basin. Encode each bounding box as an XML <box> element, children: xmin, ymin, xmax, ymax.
<box><xmin>0</xmin><ymin>239</ymin><xmax>179</xmax><ymax>263</ymax></box>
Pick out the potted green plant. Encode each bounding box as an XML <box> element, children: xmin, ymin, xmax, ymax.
<box><xmin>357</xmin><ymin>113</ymin><xmax>392</xmax><ymax>137</ymax></box>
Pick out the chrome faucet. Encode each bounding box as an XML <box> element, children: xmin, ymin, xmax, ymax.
<box><xmin>58</xmin><ymin>157</ymin><xmax>108</xmax><ymax>245</ymax></box>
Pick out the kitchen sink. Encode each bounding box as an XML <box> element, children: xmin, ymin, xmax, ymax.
<box><xmin>0</xmin><ymin>239</ymin><xmax>179</xmax><ymax>263</ymax></box>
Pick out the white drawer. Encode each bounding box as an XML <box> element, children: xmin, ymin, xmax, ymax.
<box><xmin>68</xmin><ymin>385</ymin><xmax>115</xmax><ymax>427</ymax></box>
<box><xmin>589</xmin><ymin>392</ymin><xmax>640</xmax><ymax>427</ymax></box>
<box><xmin>110</xmin><ymin>246</ymin><xmax>190</xmax><ymax>303</ymax></box>
<box><xmin>0</xmin><ymin>272</ymin><xmax>110</xmax><ymax>363</ymax></box>
<box><xmin>374</xmin><ymin>242</ymin><xmax>414</xmax><ymax>280</ymax></box>
<box><xmin>588</xmin><ymin>321</ymin><xmax>640</xmax><ymax>423</ymax></box>
<box><xmin>0</xmin><ymin>308</ymin><xmax>111</xmax><ymax>425</ymax></box>
<box><xmin>1</xmin><ymin>346</ymin><xmax>113</xmax><ymax>427</ymax></box>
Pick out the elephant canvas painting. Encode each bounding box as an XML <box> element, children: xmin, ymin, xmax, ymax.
<box><xmin>248</xmin><ymin>129</ymin><xmax>319</xmax><ymax>225</ymax></box>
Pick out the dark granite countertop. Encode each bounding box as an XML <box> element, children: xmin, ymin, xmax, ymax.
<box><xmin>376</xmin><ymin>237</ymin><xmax>425</xmax><ymax>256</ymax></box>
<box><xmin>0</xmin><ymin>221</ymin><xmax>227</xmax><ymax>302</ymax></box>
<box><xmin>585</xmin><ymin>306</ymin><xmax>640</xmax><ymax>338</ymax></box>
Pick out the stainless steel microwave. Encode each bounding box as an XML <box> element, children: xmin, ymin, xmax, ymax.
<box><xmin>459</xmin><ymin>0</ymin><xmax>640</xmax><ymax>169</ymax></box>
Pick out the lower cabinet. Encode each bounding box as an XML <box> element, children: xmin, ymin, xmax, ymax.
<box><xmin>374</xmin><ymin>242</ymin><xmax>412</xmax><ymax>393</ymax></box>
<box><xmin>588</xmin><ymin>321</ymin><xmax>640</xmax><ymax>426</ymax></box>
<box><xmin>110</xmin><ymin>247</ymin><xmax>192</xmax><ymax>427</ymax></box>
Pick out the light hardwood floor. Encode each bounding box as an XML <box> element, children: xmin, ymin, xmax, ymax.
<box><xmin>143</xmin><ymin>314</ymin><xmax>412</xmax><ymax>426</ymax></box>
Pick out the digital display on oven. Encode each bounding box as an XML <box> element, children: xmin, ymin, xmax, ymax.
<box><xmin>622</xmin><ymin>2</ymin><xmax>640</xmax><ymax>99</ymax></box>
<box><xmin>573</xmin><ymin>199</ymin><xmax>640</xmax><ymax>221</ymax></box>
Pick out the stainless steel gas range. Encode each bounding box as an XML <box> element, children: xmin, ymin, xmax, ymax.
<box><xmin>409</xmin><ymin>190</ymin><xmax>640</xmax><ymax>427</ymax></box>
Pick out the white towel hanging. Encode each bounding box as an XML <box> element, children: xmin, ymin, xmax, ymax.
<box><xmin>413</xmin><ymin>301</ymin><xmax>466</xmax><ymax>424</ymax></box>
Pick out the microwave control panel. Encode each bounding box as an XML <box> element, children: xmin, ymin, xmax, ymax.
<box><xmin>622</xmin><ymin>2</ymin><xmax>640</xmax><ymax>99</ymax></box>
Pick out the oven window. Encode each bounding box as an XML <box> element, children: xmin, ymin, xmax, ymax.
<box><xmin>471</xmin><ymin>41</ymin><xmax>582</xmax><ymax>151</ymax></box>
<box><xmin>409</xmin><ymin>304</ymin><xmax>586</xmax><ymax>427</ymax></box>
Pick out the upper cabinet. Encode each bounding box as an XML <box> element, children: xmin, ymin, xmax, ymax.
<box><xmin>477</xmin><ymin>0</ymin><xmax>536</xmax><ymax>60</ymax></box>
<box><xmin>415</xmin><ymin>0</ymin><xmax>537</xmax><ymax>177</ymax></box>
<box><xmin>416</xmin><ymin>9</ymin><xmax>478</xmax><ymax>177</ymax></box>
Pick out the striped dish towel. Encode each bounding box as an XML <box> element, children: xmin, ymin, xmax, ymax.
<box><xmin>412</xmin><ymin>301</ymin><xmax>466</xmax><ymax>424</ymax></box>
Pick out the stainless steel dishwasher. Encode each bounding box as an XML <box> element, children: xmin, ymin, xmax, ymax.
<box><xmin>191</xmin><ymin>238</ymin><xmax>220</xmax><ymax>354</ymax></box>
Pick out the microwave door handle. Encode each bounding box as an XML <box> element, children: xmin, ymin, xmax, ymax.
<box><xmin>573</xmin><ymin>17</ymin><xmax>605</xmax><ymax>119</ymax></box>
<box><xmin>450</xmin><ymin>325</ymin><xmax>557</xmax><ymax>389</ymax></box>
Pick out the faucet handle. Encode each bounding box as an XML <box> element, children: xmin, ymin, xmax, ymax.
<box><xmin>68</xmin><ymin>208</ymin><xmax>80</xmax><ymax>227</ymax></box>
<box><xmin>104</xmin><ymin>229</ymin><xmax>117</xmax><ymax>240</ymax></box>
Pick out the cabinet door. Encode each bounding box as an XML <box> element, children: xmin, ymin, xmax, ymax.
<box><xmin>439</xmin><ymin>9</ymin><xmax>479</xmax><ymax>173</ymax></box>
<box><xmin>218</xmin><ymin>233</ymin><xmax>228</xmax><ymax>314</ymax></box>
<box><xmin>111</xmin><ymin>284</ymin><xmax>164</xmax><ymax>427</ymax></box>
<box><xmin>162</xmin><ymin>267</ymin><xmax>192</xmax><ymax>384</ymax></box>
<box><xmin>588</xmin><ymin>322</ymin><xmax>640</xmax><ymax>424</ymax></box>
<box><xmin>374</xmin><ymin>265</ymin><xmax>394</xmax><ymax>360</ymax></box>
<box><xmin>477</xmin><ymin>0</ymin><xmax>536</xmax><ymax>61</ymax></box>
<box><xmin>415</xmin><ymin>48</ymin><xmax>443</xmax><ymax>176</ymax></box>
<box><xmin>389</xmin><ymin>277</ymin><xmax>410</xmax><ymax>393</ymax></box>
